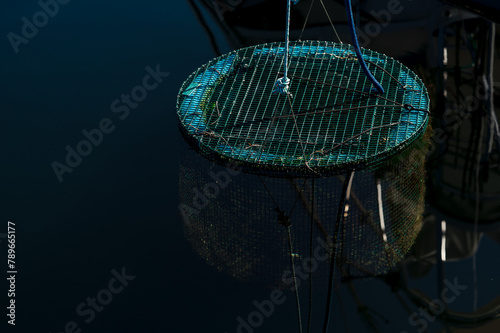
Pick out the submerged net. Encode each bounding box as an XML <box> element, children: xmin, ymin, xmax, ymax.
<box><xmin>178</xmin><ymin>128</ymin><xmax>429</xmax><ymax>287</ymax></box>
<box><xmin>177</xmin><ymin>40</ymin><xmax>429</xmax><ymax>177</ymax></box>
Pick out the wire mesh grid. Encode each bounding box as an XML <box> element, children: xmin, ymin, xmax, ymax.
<box><xmin>179</xmin><ymin>126</ymin><xmax>430</xmax><ymax>286</ymax></box>
<box><xmin>177</xmin><ymin>41</ymin><xmax>429</xmax><ymax>177</ymax></box>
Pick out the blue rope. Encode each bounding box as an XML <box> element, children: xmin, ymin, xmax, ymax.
<box><xmin>275</xmin><ymin>0</ymin><xmax>383</xmax><ymax>95</ymax></box>
<box><xmin>273</xmin><ymin>0</ymin><xmax>300</xmax><ymax>95</ymax></box>
<box><xmin>273</xmin><ymin>76</ymin><xmax>291</xmax><ymax>95</ymax></box>
<box><xmin>344</xmin><ymin>0</ymin><xmax>384</xmax><ymax>95</ymax></box>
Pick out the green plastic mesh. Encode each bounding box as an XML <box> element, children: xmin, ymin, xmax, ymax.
<box><xmin>177</xmin><ymin>41</ymin><xmax>429</xmax><ymax>177</ymax></box>
<box><xmin>178</xmin><ymin>127</ymin><xmax>430</xmax><ymax>287</ymax></box>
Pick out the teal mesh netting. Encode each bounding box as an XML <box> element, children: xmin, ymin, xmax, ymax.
<box><xmin>177</xmin><ymin>41</ymin><xmax>429</xmax><ymax>177</ymax></box>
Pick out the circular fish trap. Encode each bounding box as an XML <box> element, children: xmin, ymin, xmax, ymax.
<box><xmin>177</xmin><ymin>40</ymin><xmax>429</xmax><ymax>177</ymax></box>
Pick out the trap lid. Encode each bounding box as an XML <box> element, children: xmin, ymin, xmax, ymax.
<box><xmin>177</xmin><ymin>41</ymin><xmax>429</xmax><ymax>177</ymax></box>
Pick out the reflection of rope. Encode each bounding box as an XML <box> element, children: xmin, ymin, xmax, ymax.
<box><xmin>404</xmin><ymin>286</ymin><xmax>500</xmax><ymax>328</ymax></box>
<box><xmin>289</xmin><ymin>179</ymin><xmax>331</xmax><ymax>241</ymax></box>
<box><xmin>323</xmin><ymin>171</ymin><xmax>354</xmax><ymax>333</ymax></box>
<box><xmin>186</xmin><ymin>0</ymin><xmax>221</xmax><ymax>56</ymax></box>
<box><xmin>257</xmin><ymin>174</ymin><xmax>306</xmax><ymax>333</ymax></box>
<box><xmin>485</xmin><ymin>24</ymin><xmax>500</xmax><ymax>157</ymax></box>
<box><xmin>275</xmin><ymin>0</ymin><xmax>344</xmax><ymax>93</ymax></box>
<box><xmin>473</xmin><ymin>116</ymin><xmax>483</xmax><ymax>312</ymax></box>
<box><xmin>395</xmin><ymin>228</ymin><xmax>500</xmax><ymax>330</ymax></box>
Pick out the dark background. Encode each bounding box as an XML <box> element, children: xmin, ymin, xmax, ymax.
<box><xmin>1</xmin><ymin>1</ymin><xmax>499</xmax><ymax>332</ymax></box>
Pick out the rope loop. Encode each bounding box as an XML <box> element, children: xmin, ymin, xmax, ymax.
<box><xmin>275</xmin><ymin>208</ymin><xmax>291</xmax><ymax>227</ymax></box>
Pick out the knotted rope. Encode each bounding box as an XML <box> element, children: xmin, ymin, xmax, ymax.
<box><xmin>273</xmin><ymin>0</ymin><xmax>300</xmax><ymax>95</ymax></box>
<box><xmin>274</xmin><ymin>0</ymin><xmax>384</xmax><ymax>96</ymax></box>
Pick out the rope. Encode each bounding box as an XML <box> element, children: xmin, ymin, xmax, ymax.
<box><xmin>273</xmin><ymin>0</ymin><xmax>301</xmax><ymax>95</ymax></box>
<box><xmin>344</xmin><ymin>0</ymin><xmax>384</xmax><ymax>95</ymax></box>
<box><xmin>299</xmin><ymin>0</ymin><xmax>316</xmax><ymax>41</ymax></box>
<box><xmin>273</xmin><ymin>77</ymin><xmax>291</xmax><ymax>95</ymax></box>
<box><xmin>319</xmin><ymin>0</ymin><xmax>342</xmax><ymax>43</ymax></box>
